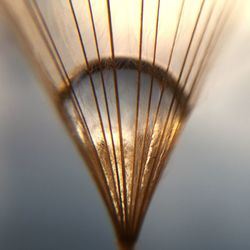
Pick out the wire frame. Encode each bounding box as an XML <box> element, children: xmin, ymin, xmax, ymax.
<box><xmin>1</xmin><ymin>0</ymin><xmax>234</xmax><ymax>248</ymax></box>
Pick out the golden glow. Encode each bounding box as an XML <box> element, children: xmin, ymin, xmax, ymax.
<box><xmin>62</xmin><ymin>65</ymin><xmax>186</xmax><ymax>244</ymax></box>
<box><xmin>1</xmin><ymin>0</ymin><xmax>240</xmax><ymax>248</ymax></box>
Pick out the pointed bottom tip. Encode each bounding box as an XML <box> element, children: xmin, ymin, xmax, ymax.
<box><xmin>117</xmin><ymin>237</ymin><xmax>136</xmax><ymax>250</ymax></box>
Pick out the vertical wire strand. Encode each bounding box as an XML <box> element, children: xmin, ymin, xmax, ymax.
<box><xmin>68</xmin><ymin>0</ymin><xmax>122</xmax><ymax>228</ymax></box>
<box><xmin>157</xmin><ymin>1</ymin><xmax>215</xmax><ymax>165</ymax></box>
<box><xmin>149</xmin><ymin>0</ymin><xmax>206</xmax><ymax>175</ymax></box>
<box><xmin>106</xmin><ymin>0</ymin><xmax>129</xmax><ymax>229</ymax></box>
<box><xmin>135</xmin><ymin>0</ymin><xmax>206</xmax><ymax>235</ymax></box>
<box><xmin>155</xmin><ymin>1</ymin><xmax>216</xmax><ymax>179</ymax></box>
<box><xmin>160</xmin><ymin>0</ymin><xmax>206</xmax><ymax>142</ymax></box>
<box><xmin>156</xmin><ymin>2</ymin><xmax>215</xmax><ymax>168</ymax></box>
<box><xmin>140</xmin><ymin>2</ymin><xmax>233</xmax><ymax>231</ymax></box>
<box><xmin>132</xmin><ymin>0</ymin><xmax>185</xmax><ymax>235</ymax></box>
<box><xmin>138</xmin><ymin>0</ymin><xmax>232</xmax><ymax>233</ymax></box>
<box><xmin>12</xmin><ymin>0</ymin><xmax>234</xmax><ymax>241</ymax></box>
<box><xmin>165</xmin><ymin>1</ymin><xmax>231</xmax><ymax>157</ymax></box>
<box><xmin>140</xmin><ymin>1</ymin><xmax>231</xmax><ymax>227</ymax></box>
<box><xmin>132</xmin><ymin>0</ymin><xmax>161</xmax><ymax>233</ymax></box>
<box><xmin>182</xmin><ymin>1</ymin><xmax>216</xmax><ymax>92</ymax></box>
<box><xmin>135</xmin><ymin>0</ymin><xmax>185</xmax><ymax>197</ymax></box>
<box><xmin>142</xmin><ymin>0</ymin><xmax>186</xmax><ymax>163</ymax></box>
<box><xmin>187</xmin><ymin>0</ymin><xmax>232</xmax><ymax>101</ymax></box>
<box><xmin>138</xmin><ymin>118</ymin><xmax>185</xmax><ymax>231</ymax></box>
<box><xmin>160</xmin><ymin>2</ymin><xmax>216</xmax><ymax>165</ymax></box>
<box><xmin>26</xmin><ymin>0</ymin><xmax>119</xmax><ymax>227</ymax></box>
<box><xmin>129</xmin><ymin>0</ymin><xmax>144</xmax><ymax>232</ymax></box>
<box><xmin>87</xmin><ymin>0</ymin><xmax>125</xmax><ymax>231</ymax></box>
<box><xmin>143</xmin><ymin>0</ymin><xmax>186</xmax><ymax>157</ymax></box>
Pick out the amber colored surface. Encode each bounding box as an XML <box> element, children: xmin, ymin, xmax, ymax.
<box><xmin>59</xmin><ymin>58</ymin><xmax>189</xmax><ymax>245</ymax></box>
<box><xmin>0</xmin><ymin>0</ymin><xmax>235</xmax><ymax>248</ymax></box>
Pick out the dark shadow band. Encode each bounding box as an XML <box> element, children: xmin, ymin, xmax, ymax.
<box><xmin>60</xmin><ymin>57</ymin><xmax>190</xmax><ymax>115</ymax></box>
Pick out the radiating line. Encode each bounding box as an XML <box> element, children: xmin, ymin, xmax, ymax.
<box><xmin>134</xmin><ymin>0</ymin><xmax>206</xmax><ymax>235</ymax></box>
<box><xmin>130</xmin><ymin>0</ymin><xmax>144</xmax><ymax>230</ymax></box>
<box><xmin>177</xmin><ymin>0</ymin><xmax>206</xmax><ymax>86</ymax></box>
<box><xmin>139</xmin><ymin>1</ymin><xmax>232</xmax><ymax>232</ymax></box>
<box><xmin>147</xmin><ymin>0</ymin><xmax>186</xmax><ymax>150</ymax></box>
<box><xmin>182</xmin><ymin>2</ymin><xmax>216</xmax><ymax>92</ymax></box>
<box><xmin>164</xmin><ymin>0</ymin><xmax>206</xmax><ymax>119</ymax></box>
<box><xmin>163</xmin><ymin>1</ymin><xmax>215</xmax><ymax>153</ymax></box>
<box><xmin>188</xmin><ymin>0</ymin><xmax>232</xmax><ymax>101</ymax></box>
<box><xmin>132</xmin><ymin>0</ymin><xmax>161</xmax><ymax>233</ymax></box>
<box><xmin>142</xmin><ymin>3</ymin><xmax>233</xmax><ymax>230</ymax></box>
<box><xmin>164</xmin><ymin>2</ymin><xmax>216</xmax><ymax>154</ymax></box>
<box><xmin>10</xmin><ymin>0</ymin><xmax>234</xmax><ymax>242</ymax></box>
<box><xmin>154</xmin><ymin>0</ymin><xmax>206</xmax><ymax>169</ymax></box>
<box><xmin>106</xmin><ymin>0</ymin><xmax>128</xmax><ymax>228</ymax></box>
<box><xmin>26</xmin><ymin>0</ymin><xmax>119</xmax><ymax>227</ymax></box>
<box><xmin>166</xmin><ymin>0</ymin><xmax>230</xmax><ymax>144</ymax></box>
<box><xmin>138</xmin><ymin>1</ymin><xmax>232</xmax><ymax>235</ymax></box>
<box><xmin>151</xmin><ymin>0</ymin><xmax>206</xmax><ymax>203</ymax></box>
<box><xmin>138</xmin><ymin>120</ymin><xmax>184</xmax><ymax>232</ymax></box>
<box><xmin>167</xmin><ymin>0</ymin><xmax>185</xmax><ymax>71</ymax></box>
<box><xmin>132</xmin><ymin>0</ymin><xmax>185</xmax><ymax>234</ymax></box>
<box><xmin>139</xmin><ymin>0</ymin><xmax>185</xmax><ymax>189</ymax></box>
<box><xmin>69</xmin><ymin>0</ymin><xmax>123</xmax><ymax>226</ymax></box>
<box><xmin>87</xmin><ymin>0</ymin><xmax>124</xmax><ymax>229</ymax></box>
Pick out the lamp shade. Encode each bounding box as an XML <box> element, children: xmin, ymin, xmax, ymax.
<box><xmin>1</xmin><ymin>0</ymin><xmax>235</xmax><ymax>249</ymax></box>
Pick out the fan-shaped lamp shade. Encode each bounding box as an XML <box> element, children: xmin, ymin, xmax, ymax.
<box><xmin>1</xmin><ymin>0</ymin><xmax>235</xmax><ymax>249</ymax></box>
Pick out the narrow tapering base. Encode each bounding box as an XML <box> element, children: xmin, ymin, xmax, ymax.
<box><xmin>117</xmin><ymin>239</ymin><xmax>135</xmax><ymax>250</ymax></box>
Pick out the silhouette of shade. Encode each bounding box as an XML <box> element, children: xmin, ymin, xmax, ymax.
<box><xmin>1</xmin><ymin>0</ymin><xmax>234</xmax><ymax>249</ymax></box>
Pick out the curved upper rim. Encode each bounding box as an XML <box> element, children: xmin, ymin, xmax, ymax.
<box><xmin>59</xmin><ymin>56</ymin><xmax>191</xmax><ymax>115</ymax></box>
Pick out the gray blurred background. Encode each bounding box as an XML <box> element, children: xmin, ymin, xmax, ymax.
<box><xmin>0</xmin><ymin>11</ymin><xmax>250</xmax><ymax>250</ymax></box>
